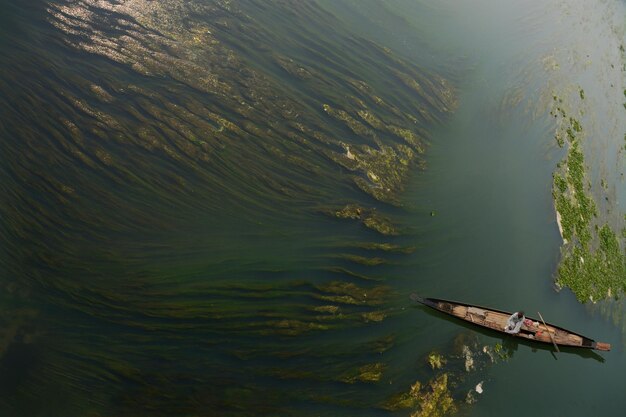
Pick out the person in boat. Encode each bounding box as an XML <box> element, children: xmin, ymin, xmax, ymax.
<box><xmin>504</xmin><ymin>311</ymin><xmax>525</xmax><ymax>334</ymax></box>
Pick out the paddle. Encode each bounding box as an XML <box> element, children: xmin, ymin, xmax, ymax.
<box><xmin>537</xmin><ymin>311</ymin><xmax>560</xmax><ymax>353</ymax></box>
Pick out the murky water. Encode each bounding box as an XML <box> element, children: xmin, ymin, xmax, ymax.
<box><xmin>1</xmin><ymin>0</ymin><xmax>625</xmax><ymax>416</ymax></box>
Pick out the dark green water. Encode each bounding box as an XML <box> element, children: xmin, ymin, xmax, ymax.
<box><xmin>1</xmin><ymin>0</ymin><xmax>625</xmax><ymax>416</ymax></box>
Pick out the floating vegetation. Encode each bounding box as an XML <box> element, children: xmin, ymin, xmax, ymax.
<box><xmin>332</xmin><ymin>254</ymin><xmax>387</xmax><ymax>266</ymax></box>
<box><xmin>261</xmin><ymin>319</ymin><xmax>330</xmax><ymax>336</ymax></box>
<box><xmin>551</xmin><ymin>94</ymin><xmax>626</xmax><ymax>302</ymax></box>
<box><xmin>383</xmin><ymin>333</ymin><xmax>507</xmax><ymax>416</ymax></box>
<box><xmin>363</xmin><ymin>213</ymin><xmax>401</xmax><ymax>235</ymax></box>
<box><xmin>322</xmin><ymin>204</ymin><xmax>399</xmax><ymax>235</ymax></box>
<box><xmin>346</xmin><ymin>242</ymin><xmax>415</xmax><ymax>253</ymax></box>
<box><xmin>410</xmin><ymin>374</ymin><xmax>457</xmax><ymax>417</ymax></box>
<box><xmin>557</xmin><ymin>225</ymin><xmax>626</xmax><ymax>301</ymax></box>
<box><xmin>321</xmin><ymin>266</ymin><xmax>381</xmax><ymax>282</ymax></box>
<box><xmin>384</xmin><ymin>380</ymin><xmax>424</xmax><ymax>410</ymax></box>
<box><xmin>348</xmin><ymin>144</ymin><xmax>416</xmax><ymax>205</ymax></box>
<box><xmin>314</xmin><ymin>281</ymin><xmax>389</xmax><ymax>306</ymax></box>
<box><xmin>384</xmin><ymin>374</ymin><xmax>457</xmax><ymax>417</ymax></box>
<box><xmin>311</xmin><ymin>305</ymin><xmax>340</xmax><ymax>315</ymax></box>
<box><xmin>427</xmin><ymin>351</ymin><xmax>446</xmax><ymax>370</ymax></box>
<box><xmin>361</xmin><ymin>310</ymin><xmax>387</xmax><ymax>323</ymax></box>
<box><xmin>492</xmin><ymin>343</ymin><xmax>512</xmax><ymax>360</ymax></box>
<box><xmin>339</xmin><ymin>362</ymin><xmax>386</xmax><ymax>383</ymax></box>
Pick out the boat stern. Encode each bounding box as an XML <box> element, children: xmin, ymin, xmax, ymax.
<box><xmin>594</xmin><ymin>342</ymin><xmax>611</xmax><ymax>351</ymax></box>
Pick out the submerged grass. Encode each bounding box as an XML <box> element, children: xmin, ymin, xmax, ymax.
<box><xmin>321</xmin><ymin>204</ymin><xmax>400</xmax><ymax>235</ymax></box>
<box><xmin>0</xmin><ymin>0</ymin><xmax>460</xmax><ymax>414</ymax></box>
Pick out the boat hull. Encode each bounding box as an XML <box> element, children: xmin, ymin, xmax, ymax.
<box><xmin>411</xmin><ymin>295</ymin><xmax>610</xmax><ymax>351</ymax></box>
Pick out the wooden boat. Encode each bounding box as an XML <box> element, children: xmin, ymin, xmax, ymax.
<box><xmin>411</xmin><ymin>294</ymin><xmax>611</xmax><ymax>351</ymax></box>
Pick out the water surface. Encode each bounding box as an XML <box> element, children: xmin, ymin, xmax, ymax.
<box><xmin>1</xmin><ymin>0</ymin><xmax>625</xmax><ymax>416</ymax></box>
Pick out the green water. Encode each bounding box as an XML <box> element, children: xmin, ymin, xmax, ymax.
<box><xmin>1</xmin><ymin>0</ymin><xmax>625</xmax><ymax>416</ymax></box>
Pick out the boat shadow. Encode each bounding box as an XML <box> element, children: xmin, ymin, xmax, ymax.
<box><xmin>417</xmin><ymin>303</ymin><xmax>606</xmax><ymax>363</ymax></box>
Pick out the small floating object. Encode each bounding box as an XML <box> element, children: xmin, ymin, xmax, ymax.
<box><xmin>475</xmin><ymin>381</ymin><xmax>483</xmax><ymax>394</ymax></box>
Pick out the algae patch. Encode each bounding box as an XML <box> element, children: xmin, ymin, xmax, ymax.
<box><xmin>383</xmin><ymin>333</ymin><xmax>506</xmax><ymax>417</ymax></box>
<box><xmin>427</xmin><ymin>351</ymin><xmax>446</xmax><ymax>370</ymax></box>
<box><xmin>339</xmin><ymin>363</ymin><xmax>386</xmax><ymax>383</ymax></box>
<box><xmin>384</xmin><ymin>374</ymin><xmax>456</xmax><ymax>417</ymax></box>
<box><xmin>314</xmin><ymin>281</ymin><xmax>389</xmax><ymax>306</ymax></box>
<box><xmin>322</xmin><ymin>204</ymin><xmax>399</xmax><ymax>235</ymax></box>
<box><xmin>332</xmin><ymin>253</ymin><xmax>387</xmax><ymax>266</ymax></box>
<box><xmin>550</xmin><ymin>94</ymin><xmax>626</xmax><ymax>302</ymax></box>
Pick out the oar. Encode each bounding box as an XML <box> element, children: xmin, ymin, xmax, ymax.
<box><xmin>537</xmin><ymin>311</ymin><xmax>560</xmax><ymax>353</ymax></box>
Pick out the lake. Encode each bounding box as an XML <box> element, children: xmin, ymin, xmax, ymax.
<box><xmin>1</xmin><ymin>0</ymin><xmax>625</xmax><ymax>416</ymax></box>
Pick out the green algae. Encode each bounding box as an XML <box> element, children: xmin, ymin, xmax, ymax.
<box><xmin>357</xmin><ymin>109</ymin><xmax>386</xmax><ymax>130</ymax></box>
<box><xmin>329</xmin><ymin>204</ymin><xmax>364</xmax><ymax>220</ymax></box>
<box><xmin>261</xmin><ymin>320</ymin><xmax>330</xmax><ymax>336</ymax></box>
<box><xmin>551</xmin><ymin>94</ymin><xmax>626</xmax><ymax>302</ymax></box>
<box><xmin>311</xmin><ymin>305</ymin><xmax>340</xmax><ymax>315</ymax></box>
<box><xmin>323</xmin><ymin>204</ymin><xmax>399</xmax><ymax>235</ymax></box>
<box><xmin>382</xmin><ymin>333</ymin><xmax>503</xmax><ymax>416</ymax></box>
<box><xmin>333</xmin><ymin>254</ymin><xmax>387</xmax><ymax>266</ymax></box>
<box><xmin>553</xmin><ymin>140</ymin><xmax>596</xmax><ymax>247</ymax></box>
<box><xmin>410</xmin><ymin>374</ymin><xmax>457</xmax><ymax>417</ymax></box>
<box><xmin>323</xmin><ymin>104</ymin><xmax>377</xmax><ymax>143</ymax></box>
<box><xmin>347</xmin><ymin>242</ymin><xmax>415</xmax><ymax>253</ymax></box>
<box><xmin>387</xmin><ymin>125</ymin><xmax>425</xmax><ymax>151</ymax></box>
<box><xmin>384</xmin><ymin>374</ymin><xmax>456</xmax><ymax>417</ymax></box>
<box><xmin>557</xmin><ymin>225</ymin><xmax>626</xmax><ymax>301</ymax></box>
<box><xmin>427</xmin><ymin>351</ymin><xmax>446</xmax><ymax>370</ymax></box>
<box><xmin>349</xmin><ymin>144</ymin><xmax>415</xmax><ymax>205</ymax></box>
<box><xmin>493</xmin><ymin>343</ymin><xmax>511</xmax><ymax>360</ymax></box>
<box><xmin>362</xmin><ymin>212</ymin><xmax>400</xmax><ymax>235</ymax></box>
<box><xmin>361</xmin><ymin>310</ymin><xmax>387</xmax><ymax>323</ymax></box>
<box><xmin>339</xmin><ymin>363</ymin><xmax>386</xmax><ymax>383</ymax></box>
<box><xmin>322</xmin><ymin>266</ymin><xmax>382</xmax><ymax>282</ymax></box>
<box><xmin>384</xmin><ymin>380</ymin><xmax>423</xmax><ymax>410</ymax></box>
<box><xmin>314</xmin><ymin>281</ymin><xmax>389</xmax><ymax>306</ymax></box>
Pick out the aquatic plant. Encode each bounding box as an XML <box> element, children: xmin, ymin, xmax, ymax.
<box><xmin>333</xmin><ymin>254</ymin><xmax>387</xmax><ymax>266</ymax></box>
<box><xmin>346</xmin><ymin>242</ymin><xmax>415</xmax><ymax>253</ymax></box>
<box><xmin>1</xmin><ymin>0</ymin><xmax>459</xmax><ymax>414</ymax></box>
<box><xmin>361</xmin><ymin>310</ymin><xmax>387</xmax><ymax>323</ymax></box>
<box><xmin>314</xmin><ymin>281</ymin><xmax>389</xmax><ymax>306</ymax></box>
<box><xmin>491</xmin><ymin>343</ymin><xmax>514</xmax><ymax>361</ymax></box>
<box><xmin>550</xmin><ymin>94</ymin><xmax>626</xmax><ymax>302</ymax></box>
<box><xmin>410</xmin><ymin>374</ymin><xmax>457</xmax><ymax>417</ymax></box>
<box><xmin>427</xmin><ymin>351</ymin><xmax>446</xmax><ymax>369</ymax></box>
<box><xmin>322</xmin><ymin>204</ymin><xmax>399</xmax><ymax>235</ymax></box>
<box><xmin>383</xmin><ymin>373</ymin><xmax>456</xmax><ymax>417</ymax></box>
<box><xmin>383</xmin><ymin>332</ymin><xmax>505</xmax><ymax>416</ymax></box>
<box><xmin>339</xmin><ymin>362</ymin><xmax>386</xmax><ymax>383</ymax></box>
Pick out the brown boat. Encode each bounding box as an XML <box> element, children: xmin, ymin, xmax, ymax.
<box><xmin>411</xmin><ymin>294</ymin><xmax>611</xmax><ymax>351</ymax></box>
